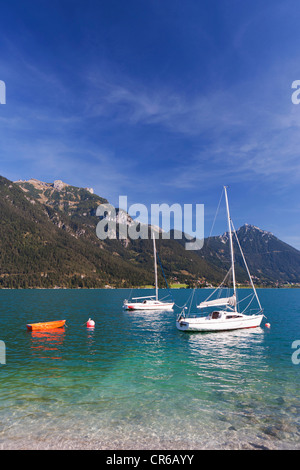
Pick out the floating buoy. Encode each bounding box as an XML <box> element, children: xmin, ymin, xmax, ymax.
<box><xmin>86</xmin><ymin>318</ymin><xmax>95</xmax><ymax>328</ymax></box>
<box><xmin>265</xmin><ymin>323</ymin><xmax>271</xmax><ymax>328</ymax></box>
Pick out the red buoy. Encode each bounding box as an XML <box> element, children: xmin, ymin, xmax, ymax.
<box><xmin>265</xmin><ymin>323</ymin><xmax>271</xmax><ymax>328</ymax></box>
<box><xmin>87</xmin><ymin>318</ymin><xmax>95</xmax><ymax>328</ymax></box>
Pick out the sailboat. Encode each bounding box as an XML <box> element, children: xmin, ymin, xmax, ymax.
<box><xmin>123</xmin><ymin>233</ymin><xmax>174</xmax><ymax>311</ymax></box>
<box><xmin>176</xmin><ymin>187</ymin><xmax>264</xmax><ymax>332</ymax></box>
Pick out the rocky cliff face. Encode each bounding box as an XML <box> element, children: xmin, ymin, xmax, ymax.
<box><xmin>15</xmin><ymin>178</ymin><xmax>106</xmax><ymax>217</ymax></box>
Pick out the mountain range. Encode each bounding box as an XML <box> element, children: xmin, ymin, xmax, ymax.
<box><xmin>0</xmin><ymin>175</ymin><xmax>299</xmax><ymax>289</ymax></box>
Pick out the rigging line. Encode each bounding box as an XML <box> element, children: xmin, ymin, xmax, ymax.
<box><xmin>125</xmin><ymin>287</ymin><xmax>133</xmax><ymax>302</ymax></box>
<box><xmin>236</xmin><ymin>292</ymin><xmax>254</xmax><ymax>305</ymax></box>
<box><xmin>201</xmin><ymin>267</ymin><xmax>232</xmax><ymax>303</ymax></box>
<box><xmin>240</xmin><ymin>293</ymin><xmax>256</xmax><ymax>314</ymax></box>
<box><xmin>159</xmin><ymin>294</ymin><xmax>172</xmax><ymax>301</ymax></box>
<box><xmin>216</xmin><ymin>269</ymin><xmax>232</xmax><ymax>299</ymax></box>
<box><xmin>188</xmin><ymin>289</ymin><xmax>196</xmax><ymax>314</ymax></box>
<box><xmin>231</xmin><ymin>219</ymin><xmax>262</xmax><ymax>311</ymax></box>
<box><xmin>156</xmin><ymin>252</ymin><xmax>174</xmax><ymax>302</ymax></box>
<box><xmin>159</xmin><ymin>294</ymin><xmax>168</xmax><ymax>300</ymax></box>
<box><xmin>207</xmin><ymin>187</ymin><xmax>225</xmax><ymax>243</ymax></box>
<box><xmin>174</xmin><ymin>288</ymin><xmax>195</xmax><ymax>309</ymax></box>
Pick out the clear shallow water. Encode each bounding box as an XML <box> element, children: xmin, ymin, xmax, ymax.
<box><xmin>0</xmin><ymin>288</ymin><xmax>299</xmax><ymax>449</ymax></box>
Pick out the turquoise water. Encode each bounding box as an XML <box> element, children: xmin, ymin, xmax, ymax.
<box><xmin>0</xmin><ymin>288</ymin><xmax>299</xmax><ymax>449</ymax></box>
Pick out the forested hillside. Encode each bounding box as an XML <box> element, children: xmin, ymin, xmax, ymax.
<box><xmin>0</xmin><ymin>176</ymin><xmax>299</xmax><ymax>288</ymax></box>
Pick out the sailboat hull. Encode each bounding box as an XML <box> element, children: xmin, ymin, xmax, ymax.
<box><xmin>124</xmin><ymin>301</ymin><xmax>174</xmax><ymax>311</ymax></box>
<box><xmin>176</xmin><ymin>313</ymin><xmax>263</xmax><ymax>332</ymax></box>
<box><xmin>123</xmin><ymin>233</ymin><xmax>174</xmax><ymax>312</ymax></box>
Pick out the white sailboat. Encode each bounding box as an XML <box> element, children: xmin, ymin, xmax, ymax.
<box><xmin>176</xmin><ymin>187</ymin><xmax>264</xmax><ymax>332</ymax></box>
<box><xmin>123</xmin><ymin>233</ymin><xmax>174</xmax><ymax>311</ymax></box>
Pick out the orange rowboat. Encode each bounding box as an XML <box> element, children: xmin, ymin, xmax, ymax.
<box><xmin>26</xmin><ymin>320</ymin><xmax>66</xmax><ymax>331</ymax></box>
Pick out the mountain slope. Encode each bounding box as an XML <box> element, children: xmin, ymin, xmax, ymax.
<box><xmin>0</xmin><ymin>176</ymin><xmax>154</xmax><ymax>288</ymax></box>
<box><xmin>2</xmin><ymin>176</ymin><xmax>217</xmax><ymax>288</ymax></box>
<box><xmin>195</xmin><ymin>224</ymin><xmax>300</xmax><ymax>284</ymax></box>
<box><xmin>1</xmin><ymin>176</ymin><xmax>299</xmax><ymax>288</ymax></box>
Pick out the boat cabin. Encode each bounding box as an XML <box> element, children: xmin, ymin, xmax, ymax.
<box><xmin>208</xmin><ymin>311</ymin><xmax>243</xmax><ymax>320</ymax></box>
<box><xmin>210</xmin><ymin>311</ymin><xmax>222</xmax><ymax>319</ymax></box>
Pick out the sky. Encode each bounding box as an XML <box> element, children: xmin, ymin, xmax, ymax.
<box><xmin>0</xmin><ymin>0</ymin><xmax>300</xmax><ymax>247</ymax></box>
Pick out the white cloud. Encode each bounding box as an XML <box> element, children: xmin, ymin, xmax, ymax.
<box><xmin>82</xmin><ymin>64</ymin><xmax>300</xmax><ymax>190</ymax></box>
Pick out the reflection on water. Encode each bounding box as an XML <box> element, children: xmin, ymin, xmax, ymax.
<box><xmin>185</xmin><ymin>328</ymin><xmax>267</xmax><ymax>383</ymax></box>
<box><xmin>29</xmin><ymin>328</ymin><xmax>66</xmax><ymax>360</ymax></box>
<box><xmin>186</xmin><ymin>327</ymin><xmax>265</xmax><ymax>355</ymax></box>
<box><xmin>124</xmin><ymin>308</ymin><xmax>173</xmax><ymax>319</ymax></box>
<box><xmin>86</xmin><ymin>327</ymin><xmax>98</xmax><ymax>361</ymax></box>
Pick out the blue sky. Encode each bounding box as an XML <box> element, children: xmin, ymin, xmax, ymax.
<box><xmin>1</xmin><ymin>0</ymin><xmax>300</xmax><ymax>247</ymax></box>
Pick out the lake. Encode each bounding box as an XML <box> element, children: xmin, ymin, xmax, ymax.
<box><xmin>0</xmin><ymin>288</ymin><xmax>299</xmax><ymax>449</ymax></box>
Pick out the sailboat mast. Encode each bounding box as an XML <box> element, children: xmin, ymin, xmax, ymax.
<box><xmin>224</xmin><ymin>186</ymin><xmax>236</xmax><ymax>298</ymax></box>
<box><xmin>152</xmin><ymin>232</ymin><xmax>158</xmax><ymax>301</ymax></box>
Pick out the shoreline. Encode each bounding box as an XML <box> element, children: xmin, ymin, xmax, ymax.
<box><xmin>0</xmin><ymin>286</ymin><xmax>299</xmax><ymax>290</ymax></box>
<box><xmin>0</xmin><ymin>435</ymin><xmax>298</xmax><ymax>451</ymax></box>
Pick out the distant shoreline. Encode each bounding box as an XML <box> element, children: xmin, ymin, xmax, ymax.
<box><xmin>0</xmin><ymin>286</ymin><xmax>299</xmax><ymax>290</ymax></box>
